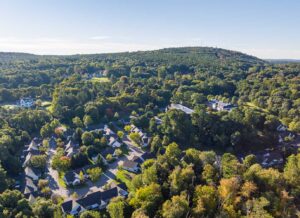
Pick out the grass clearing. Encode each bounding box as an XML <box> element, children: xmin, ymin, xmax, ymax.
<box><xmin>90</xmin><ymin>77</ymin><xmax>110</xmax><ymax>83</ymax></box>
<box><xmin>1</xmin><ymin>104</ymin><xmax>18</xmax><ymax>110</ymax></box>
<box><xmin>116</xmin><ymin>169</ymin><xmax>134</xmax><ymax>190</ymax></box>
<box><xmin>41</xmin><ymin>101</ymin><xmax>52</xmax><ymax>107</ymax></box>
<box><xmin>244</xmin><ymin>102</ymin><xmax>269</xmax><ymax>113</ymax></box>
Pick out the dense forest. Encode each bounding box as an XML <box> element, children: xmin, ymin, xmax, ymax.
<box><xmin>0</xmin><ymin>47</ymin><xmax>299</xmax><ymax>218</ymax></box>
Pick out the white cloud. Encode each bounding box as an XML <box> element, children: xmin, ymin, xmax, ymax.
<box><xmin>89</xmin><ymin>36</ymin><xmax>110</xmax><ymax>40</ymax></box>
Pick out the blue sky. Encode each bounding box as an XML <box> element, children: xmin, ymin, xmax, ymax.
<box><xmin>0</xmin><ymin>0</ymin><xmax>299</xmax><ymax>58</ymax></box>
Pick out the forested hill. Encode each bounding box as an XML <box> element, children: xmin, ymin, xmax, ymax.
<box><xmin>0</xmin><ymin>52</ymin><xmax>38</xmax><ymax>62</ymax></box>
<box><xmin>0</xmin><ymin>47</ymin><xmax>265</xmax><ymax>67</ymax></box>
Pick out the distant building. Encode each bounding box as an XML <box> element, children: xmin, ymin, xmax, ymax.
<box><xmin>208</xmin><ymin>99</ymin><xmax>236</xmax><ymax>111</ymax></box>
<box><xmin>19</xmin><ymin>97</ymin><xmax>35</xmax><ymax>108</ymax></box>
<box><xmin>167</xmin><ymin>103</ymin><xmax>194</xmax><ymax>115</ymax></box>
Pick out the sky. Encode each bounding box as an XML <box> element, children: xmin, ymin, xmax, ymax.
<box><xmin>0</xmin><ymin>0</ymin><xmax>300</xmax><ymax>59</ymax></box>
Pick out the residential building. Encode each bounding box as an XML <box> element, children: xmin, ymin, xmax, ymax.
<box><xmin>167</xmin><ymin>103</ymin><xmax>194</xmax><ymax>115</ymax></box>
<box><xmin>24</xmin><ymin>167</ymin><xmax>41</xmax><ymax>181</ymax></box>
<box><xmin>208</xmin><ymin>99</ymin><xmax>236</xmax><ymax>111</ymax></box>
<box><xmin>64</xmin><ymin>171</ymin><xmax>81</xmax><ymax>186</ymax></box>
<box><xmin>61</xmin><ymin>200</ymin><xmax>85</xmax><ymax>216</ymax></box>
<box><xmin>19</xmin><ymin>97</ymin><xmax>35</xmax><ymax>108</ymax></box>
<box><xmin>120</xmin><ymin>160</ymin><xmax>140</xmax><ymax>173</ymax></box>
<box><xmin>130</xmin><ymin>124</ymin><xmax>151</xmax><ymax>147</ymax></box>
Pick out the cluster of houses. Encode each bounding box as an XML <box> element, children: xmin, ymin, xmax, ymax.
<box><xmin>21</xmin><ymin>138</ymin><xmax>47</xmax><ymax>203</ymax></box>
<box><xmin>19</xmin><ymin>118</ymin><xmax>156</xmax><ymax>215</ymax></box>
<box><xmin>166</xmin><ymin>100</ymin><xmax>236</xmax><ymax>115</ymax></box>
<box><xmin>208</xmin><ymin>99</ymin><xmax>236</xmax><ymax>111</ymax></box>
<box><xmin>61</xmin><ymin>183</ymin><xmax>128</xmax><ymax>216</ymax></box>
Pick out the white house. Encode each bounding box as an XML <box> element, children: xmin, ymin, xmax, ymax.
<box><xmin>19</xmin><ymin>97</ymin><xmax>35</xmax><ymax>108</ymax></box>
<box><xmin>167</xmin><ymin>103</ymin><xmax>194</xmax><ymax>114</ymax></box>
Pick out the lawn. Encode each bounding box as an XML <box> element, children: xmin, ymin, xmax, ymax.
<box><xmin>115</xmin><ymin>169</ymin><xmax>134</xmax><ymax>191</ymax></box>
<box><xmin>41</xmin><ymin>101</ymin><xmax>52</xmax><ymax>107</ymax></box>
<box><xmin>1</xmin><ymin>104</ymin><xmax>18</xmax><ymax>110</ymax></box>
<box><xmin>58</xmin><ymin>172</ymin><xmax>67</xmax><ymax>188</ymax></box>
<box><xmin>244</xmin><ymin>102</ymin><xmax>269</xmax><ymax>113</ymax></box>
<box><xmin>90</xmin><ymin>77</ymin><xmax>110</xmax><ymax>83</ymax></box>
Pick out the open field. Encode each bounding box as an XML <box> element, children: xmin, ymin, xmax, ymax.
<box><xmin>90</xmin><ymin>77</ymin><xmax>110</xmax><ymax>83</ymax></box>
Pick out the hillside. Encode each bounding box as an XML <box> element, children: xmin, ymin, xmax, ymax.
<box><xmin>0</xmin><ymin>46</ymin><xmax>300</xmax><ymax>218</ymax></box>
<box><xmin>0</xmin><ymin>47</ymin><xmax>265</xmax><ymax>66</ymax></box>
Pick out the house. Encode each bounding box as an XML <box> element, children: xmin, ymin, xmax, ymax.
<box><xmin>108</xmin><ymin>136</ymin><xmax>122</xmax><ymax>148</ymax></box>
<box><xmin>61</xmin><ymin>186</ymin><xmax>125</xmax><ymax>215</ymax></box>
<box><xmin>22</xmin><ymin>149</ymin><xmax>41</xmax><ymax>167</ymax></box>
<box><xmin>64</xmin><ymin>171</ymin><xmax>81</xmax><ymax>186</ymax></box>
<box><xmin>167</xmin><ymin>103</ymin><xmax>194</xmax><ymax>115</ymax></box>
<box><xmin>104</xmin><ymin>125</ymin><xmax>117</xmax><ymax>137</ymax></box>
<box><xmin>25</xmin><ymin>167</ymin><xmax>41</xmax><ymax>181</ymax></box>
<box><xmin>120</xmin><ymin>160</ymin><xmax>140</xmax><ymax>173</ymax></box>
<box><xmin>19</xmin><ymin>97</ymin><xmax>35</xmax><ymax>108</ymax></box>
<box><xmin>116</xmin><ymin>183</ymin><xmax>128</xmax><ymax>197</ymax></box>
<box><xmin>76</xmin><ymin>191</ymin><xmax>103</xmax><ymax>210</ymax></box>
<box><xmin>22</xmin><ymin>153</ymin><xmax>32</xmax><ymax>167</ymax></box>
<box><xmin>130</xmin><ymin>155</ymin><xmax>144</xmax><ymax>164</ymax></box>
<box><xmin>27</xmin><ymin>192</ymin><xmax>39</xmax><ymax>204</ymax></box>
<box><xmin>24</xmin><ymin>177</ymin><xmax>38</xmax><ymax>195</ymax></box>
<box><xmin>277</xmin><ymin>124</ymin><xmax>288</xmax><ymax>132</ymax></box>
<box><xmin>130</xmin><ymin>124</ymin><xmax>151</xmax><ymax>147</ymax></box>
<box><xmin>154</xmin><ymin>116</ymin><xmax>162</xmax><ymax>125</ymax></box>
<box><xmin>99</xmin><ymin>147</ymin><xmax>118</xmax><ymax>164</ymax></box>
<box><xmin>26</xmin><ymin>140</ymin><xmax>39</xmax><ymax>152</ymax></box>
<box><xmin>100</xmin><ymin>187</ymin><xmax>119</xmax><ymax>207</ymax></box>
<box><xmin>208</xmin><ymin>99</ymin><xmax>235</xmax><ymax>111</ymax></box>
<box><xmin>61</xmin><ymin>200</ymin><xmax>85</xmax><ymax>216</ymax></box>
<box><xmin>64</xmin><ymin>140</ymin><xmax>78</xmax><ymax>157</ymax></box>
<box><xmin>140</xmin><ymin>152</ymin><xmax>156</xmax><ymax>161</ymax></box>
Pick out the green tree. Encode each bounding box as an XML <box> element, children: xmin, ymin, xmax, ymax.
<box><xmin>107</xmin><ymin>196</ymin><xmax>126</xmax><ymax>218</ymax></box>
<box><xmin>72</xmin><ymin>116</ymin><xmax>83</xmax><ymax>128</ymax></box>
<box><xmin>0</xmin><ymin>163</ymin><xmax>8</xmax><ymax>192</ymax></box>
<box><xmin>79</xmin><ymin>210</ymin><xmax>101</xmax><ymax>218</ymax></box>
<box><xmin>162</xmin><ymin>193</ymin><xmax>189</xmax><ymax>218</ymax></box>
<box><xmin>87</xmin><ymin>167</ymin><xmax>102</xmax><ymax>182</ymax></box>
<box><xmin>221</xmin><ymin>153</ymin><xmax>241</xmax><ymax>178</ymax></box>
<box><xmin>30</xmin><ymin>155</ymin><xmax>47</xmax><ymax>169</ymax></box>
<box><xmin>193</xmin><ymin>185</ymin><xmax>218</xmax><ymax>217</ymax></box>
<box><xmin>129</xmin><ymin>183</ymin><xmax>162</xmax><ymax>217</ymax></box>
<box><xmin>284</xmin><ymin>153</ymin><xmax>300</xmax><ymax>192</ymax></box>
<box><xmin>83</xmin><ymin>115</ymin><xmax>93</xmax><ymax>127</ymax></box>
<box><xmin>81</xmin><ymin>132</ymin><xmax>94</xmax><ymax>145</ymax></box>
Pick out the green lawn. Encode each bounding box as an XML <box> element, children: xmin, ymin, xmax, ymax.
<box><xmin>1</xmin><ymin>104</ymin><xmax>18</xmax><ymax>110</ymax></box>
<box><xmin>58</xmin><ymin>172</ymin><xmax>67</xmax><ymax>188</ymax></box>
<box><xmin>90</xmin><ymin>77</ymin><xmax>110</xmax><ymax>83</ymax></box>
<box><xmin>244</xmin><ymin>102</ymin><xmax>269</xmax><ymax>113</ymax></box>
<box><xmin>41</xmin><ymin>101</ymin><xmax>52</xmax><ymax>107</ymax></box>
<box><xmin>115</xmin><ymin>169</ymin><xmax>134</xmax><ymax>190</ymax></box>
